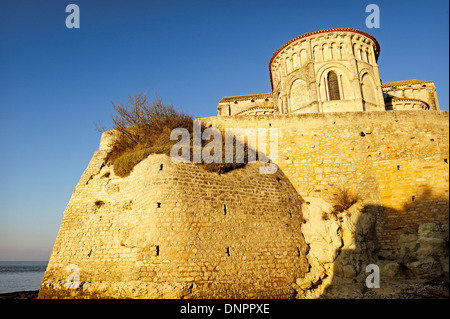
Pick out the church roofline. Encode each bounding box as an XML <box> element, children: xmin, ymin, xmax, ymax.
<box><xmin>381</xmin><ymin>79</ymin><xmax>434</xmax><ymax>88</ymax></box>
<box><xmin>218</xmin><ymin>92</ymin><xmax>273</xmax><ymax>103</ymax></box>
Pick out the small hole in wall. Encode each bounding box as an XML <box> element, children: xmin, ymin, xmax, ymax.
<box><xmin>397</xmin><ymin>165</ymin><xmax>400</xmax><ymax>170</ymax></box>
<box><xmin>360</xmin><ymin>132</ymin><xmax>365</xmax><ymax>137</ymax></box>
<box><xmin>445</xmin><ymin>159</ymin><xmax>448</xmax><ymax>164</ymax></box>
<box><xmin>94</xmin><ymin>200</ymin><xmax>105</xmax><ymax>207</ymax></box>
<box><xmin>226</xmin><ymin>247</ymin><xmax>230</xmax><ymax>256</ymax></box>
<box><xmin>160</xmin><ymin>164</ymin><xmax>163</xmax><ymax>170</ymax></box>
<box><xmin>157</xmin><ymin>202</ymin><xmax>161</xmax><ymax>208</ymax></box>
<box><xmin>297</xmin><ymin>247</ymin><xmax>301</xmax><ymax>257</ymax></box>
<box><xmin>289</xmin><ymin>209</ymin><xmax>292</xmax><ymax>218</ymax></box>
<box><xmin>430</xmin><ymin>138</ymin><xmax>435</xmax><ymax>142</ymax></box>
<box><xmin>156</xmin><ymin>245</ymin><xmax>160</xmax><ymax>256</ymax></box>
<box><xmin>224</xmin><ymin>204</ymin><xmax>227</xmax><ymax>215</ymax></box>
<box><xmin>412</xmin><ymin>196</ymin><xmax>415</xmax><ymax>202</ymax></box>
<box><xmin>269</xmin><ymin>123</ymin><xmax>271</xmax><ymax>127</ymax></box>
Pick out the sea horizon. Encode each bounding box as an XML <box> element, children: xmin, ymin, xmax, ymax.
<box><xmin>0</xmin><ymin>261</ymin><xmax>48</xmax><ymax>294</ymax></box>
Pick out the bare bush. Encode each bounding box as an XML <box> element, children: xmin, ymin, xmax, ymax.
<box><xmin>97</xmin><ymin>92</ymin><xmax>255</xmax><ymax>177</ymax></box>
<box><xmin>331</xmin><ymin>185</ymin><xmax>359</xmax><ymax>214</ymax></box>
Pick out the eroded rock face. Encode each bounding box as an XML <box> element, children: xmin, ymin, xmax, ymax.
<box><xmin>402</xmin><ymin>223</ymin><xmax>449</xmax><ymax>279</ymax></box>
<box><xmin>294</xmin><ymin>197</ymin><xmax>378</xmax><ymax>298</ymax></box>
<box><xmin>39</xmin><ymin>153</ymin><xmax>309</xmax><ymax>299</ymax></box>
<box><xmin>294</xmin><ymin>198</ymin><xmax>449</xmax><ymax>299</ymax></box>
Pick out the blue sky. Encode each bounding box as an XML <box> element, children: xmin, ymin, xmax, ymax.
<box><xmin>0</xmin><ymin>0</ymin><xmax>448</xmax><ymax>261</ymax></box>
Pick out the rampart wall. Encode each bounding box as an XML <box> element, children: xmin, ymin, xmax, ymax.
<box><xmin>39</xmin><ymin>109</ymin><xmax>449</xmax><ymax>299</ymax></box>
<box><xmin>39</xmin><ymin>152</ymin><xmax>308</xmax><ymax>299</ymax></box>
<box><xmin>203</xmin><ymin>110</ymin><xmax>449</xmax><ymax>252</ymax></box>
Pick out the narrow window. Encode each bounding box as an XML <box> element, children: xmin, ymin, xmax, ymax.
<box><xmin>160</xmin><ymin>164</ymin><xmax>163</xmax><ymax>171</ymax></box>
<box><xmin>156</xmin><ymin>245</ymin><xmax>160</xmax><ymax>256</ymax></box>
<box><xmin>327</xmin><ymin>71</ymin><xmax>340</xmax><ymax>100</ymax></box>
<box><xmin>226</xmin><ymin>247</ymin><xmax>230</xmax><ymax>256</ymax></box>
<box><xmin>157</xmin><ymin>202</ymin><xmax>161</xmax><ymax>208</ymax></box>
<box><xmin>224</xmin><ymin>204</ymin><xmax>227</xmax><ymax>215</ymax></box>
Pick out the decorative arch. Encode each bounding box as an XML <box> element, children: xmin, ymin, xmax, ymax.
<box><xmin>313</xmin><ymin>46</ymin><xmax>321</xmax><ymax>62</ymax></box>
<box><xmin>277</xmin><ymin>92</ymin><xmax>284</xmax><ymax>114</ymax></box>
<box><xmin>331</xmin><ymin>42</ymin><xmax>339</xmax><ymax>60</ymax></box>
<box><xmin>286</xmin><ymin>57</ymin><xmax>293</xmax><ymax>74</ymax></box>
<box><xmin>360</xmin><ymin>71</ymin><xmax>378</xmax><ymax>106</ymax></box>
<box><xmin>323</xmin><ymin>43</ymin><xmax>332</xmax><ymax>60</ymax></box>
<box><xmin>327</xmin><ymin>72</ymin><xmax>340</xmax><ymax>100</ymax></box>
<box><xmin>292</xmin><ymin>53</ymin><xmax>300</xmax><ymax>69</ymax></box>
<box><xmin>289</xmin><ymin>77</ymin><xmax>311</xmax><ymax>111</ymax></box>
<box><xmin>300</xmin><ymin>49</ymin><xmax>308</xmax><ymax>65</ymax></box>
<box><xmin>315</xmin><ymin>63</ymin><xmax>355</xmax><ymax>103</ymax></box>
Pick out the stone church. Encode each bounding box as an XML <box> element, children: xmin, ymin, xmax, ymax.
<box><xmin>217</xmin><ymin>28</ymin><xmax>440</xmax><ymax>116</ymax></box>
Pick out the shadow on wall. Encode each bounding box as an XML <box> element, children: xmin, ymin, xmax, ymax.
<box><xmin>302</xmin><ymin>188</ymin><xmax>449</xmax><ymax>299</ymax></box>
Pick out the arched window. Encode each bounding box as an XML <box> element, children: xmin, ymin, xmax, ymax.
<box><xmin>327</xmin><ymin>71</ymin><xmax>340</xmax><ymax>100</ymax></box>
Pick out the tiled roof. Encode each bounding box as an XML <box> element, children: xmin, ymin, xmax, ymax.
<box><xmin>382</xmin><ymin>79</ymin><xmax>433</xmax><ymax>87</ymax></box>
<box><xmin>219</xmin><ymin>93</ymin><xmax>273</xmax><ymax>103</ymax></box>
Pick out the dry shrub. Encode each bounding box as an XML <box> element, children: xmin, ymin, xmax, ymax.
<box><xmin>331</xmin><ymin>185</ymin><xmax>359</xmax><ymax>214</ymax></box>
<box><xmin>99</xmin><ymin>92</ymin><xmax>256</xmax><ymax>177</ymax></box>
<box><xmin>105</xmin><ymin>93</ymin><xmax>192</xmax><ymax>162</ymax></box>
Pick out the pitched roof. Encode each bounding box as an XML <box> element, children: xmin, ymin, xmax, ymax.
<box><xmin>382</xmin><ymin>79</ymin><xmax>433</xmax><ymax>87</ymax></box>
<box><xmin>219</xmin><ymin>93</ymin><xmax>273</xmax><ymax>103</ymax></box>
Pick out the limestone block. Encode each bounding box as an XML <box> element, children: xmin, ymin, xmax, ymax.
<box><xmin>406</xmin><ymin>257</ymin><xmax>443</xmax><ymax>279</ymax></box>
<box><xmin>417</xmin><ymin>237</ymin><xmax>447</xmax><ymax>257</ymax></box>
<box><xmin>381</xmin><ymin>262</ymin><xmax>407</xmax><ymax>280</ymax></box>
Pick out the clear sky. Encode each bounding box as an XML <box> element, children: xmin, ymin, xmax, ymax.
<box><xmin>0</xmin><ymin>0</ymin><xmax>448</xmax><ymax>261</ymax></box>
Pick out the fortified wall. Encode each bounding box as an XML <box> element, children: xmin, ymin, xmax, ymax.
<box><xmin>203</xmin><ymin>110</ymin><xmax>449</xmax><ymax>253</ymax></box>
<box><xmin>39</xmin><ymin>110</ymin><xmax>448</xmax><ymax>299</ymax></box>
<box><xmin>39</xmin><ymin>151</ymin><xmax>309</xmax><ymax>299</ymax></box>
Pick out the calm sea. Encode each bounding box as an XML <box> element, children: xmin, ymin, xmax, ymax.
<box><xmin>0</xmin><ymin>261</ymin><xmax>48</xmax><ymax>294</ymax></box>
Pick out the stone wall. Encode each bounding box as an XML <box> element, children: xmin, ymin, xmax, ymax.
<box><xmin>203</xmin><ymin>110</ymin><xmax>449</xmax><ymax>253</ymax></box>
<box><xmin>40</xmin><ymin>109</ymin><xmax>448</xmax><ymax>299</ymax></box>
<box><xmin>39</xmin><ymin>153</ymin><xmax>308</xmax><ymax>299</ymax></box>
